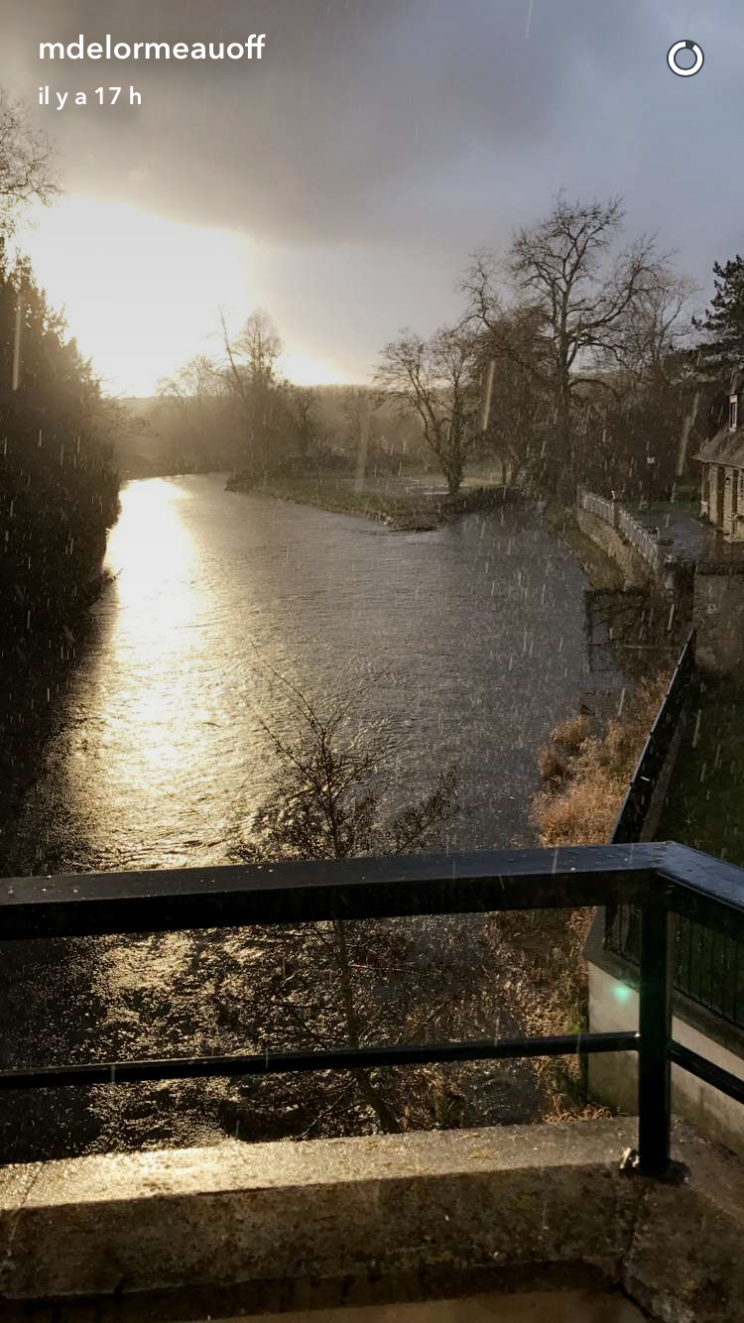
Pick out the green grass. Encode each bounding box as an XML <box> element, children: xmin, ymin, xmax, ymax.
<box><xmin>660</xmin><ymin>679</ymin><xmax>744</xmax><ymax>867</ymax></box>
<box><xmin>245</xmin><ymin>476</ymin><xmax>441</xmax><ymax>530</ymax></box>
<box><xmin>231</xmin><ymin>473</ymin><xmax>512</xmax><ymax>531</ymax></box>
<box><xmin>633</xmin><ymin>485</ymin><xmax>701</xmax><ymax>515</ymax></box>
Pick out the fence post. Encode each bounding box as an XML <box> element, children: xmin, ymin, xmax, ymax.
<box><xmin>638</xmin><ymin>892</ymin><xmax>672</xmax><ymax>1176</ymax></box>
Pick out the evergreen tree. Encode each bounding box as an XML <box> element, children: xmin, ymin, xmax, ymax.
<box><xmin>693</xmin><ymin>255</ymin><xmax>744</xmax><ymax>391</ymax></box>
<box><xmin>0</xmin><ymin>246</ymin><xmax>120</xmax><ymax>664</ymax></box>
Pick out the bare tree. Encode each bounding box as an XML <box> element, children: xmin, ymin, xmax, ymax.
<box><xmin>375</xmin><ymin>325</ymin><xmax>480</xmax><ymax>494</ymax></box>
<box><xmin>0</xmin><ymin>90</ymin><xmax>59</xmax><ymax>232</ymax></box>
<box><xmin>282</xmin><ymin>383</ymin><xmax>319</xmax><ymax>463</ymax></box>
<box><xmin>602</xmin><ymin>272</ymin><xmax>697</xmax><ymax>383</ymax></box>
<box><xmin>157</xmin><ymin>354</ymin><xmax>240</xmax><ymax>470</ymax></box>
<box><xmin>340</xmin><ymin>386</ymin><xmax>382</xmax><ymax>490</ymax></box>
<box><xmin>218</xmin><ymin>308</ymin><xmax>285</xmax><ymax>479</ymax></box>
<box><xmin>233</xmin><ymin>666</ymin><xmax>458</xmax><ymax>1134</ymax></box>
<box><xmin>464</xmin><ymin>196</ymin><xmax>668</xmax><ymax>494</ymax></box>
<box><xmin>230</xmin><ymin>308</ymin><xmax>283</xmax><ymax>391</ymax></box>
<box><xmin>477</xmin><ymin>307</ymin><xmax>550</xmax><ymax>488</ymax></box>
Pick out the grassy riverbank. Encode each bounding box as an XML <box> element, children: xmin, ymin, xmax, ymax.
<box><xmin>227</xmin><ymin>472</ymin><xmax>516</xmax><ymax>530</ymax></box>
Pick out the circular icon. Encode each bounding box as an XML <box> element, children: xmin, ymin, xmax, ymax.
<box><xmin>667</xmin><ymin>40</ymin><xmax>704</xmax><ymax>77</ymax></box>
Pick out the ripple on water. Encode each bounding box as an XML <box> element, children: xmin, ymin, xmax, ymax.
<box><xmin>2</xmin><ymin>474</ymin><xmax>623</xmax><ymax>1158</ymax></box>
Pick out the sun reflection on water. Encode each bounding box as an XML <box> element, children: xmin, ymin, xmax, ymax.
<box><xmin>61</xmin><ymin>477</ymin><xmax>237</xmax><ymax>869</ymax></box>
<box><xmin>107</xmin><ymin>478</ymin><xmax>197</xmax><ymax>631</ymax></box>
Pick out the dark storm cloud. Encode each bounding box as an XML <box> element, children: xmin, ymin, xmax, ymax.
<box><xmin>2</xmin><ymin>0</ymin><xmax>744</xmax><ymax>376</ymax></box>
<box><xmin>2</xmin><ymin>0</ymin><xmax>729</xmax><ymax>244</ymax></box>
<box><xmin>4</xmin><ymin>0</ymin><xmax>573</xmax><ymax>243</ymax></box>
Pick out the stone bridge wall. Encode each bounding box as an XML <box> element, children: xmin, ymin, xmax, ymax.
<box><xmin>576</xmin><ymin>508</ymin><xmax>655</xmax><ymax>588</ymax></box>
<box><xmin>694</xmin><ymin>561</ymin><xmax>744</xmax><ymax>678</ymax></box>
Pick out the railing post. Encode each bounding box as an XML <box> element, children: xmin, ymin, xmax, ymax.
<box><xmin>638</xmin><ymin>892</ymin><xmax>672</xmax><ymax>1176</ymax></box>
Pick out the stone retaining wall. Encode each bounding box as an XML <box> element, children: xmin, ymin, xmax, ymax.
<box><xmin>694</xmin><ymin>561</ymin><xmax>744</xmax><ymax>677</ymax></box>
<box><xmin>576</xmin><ymin>508</ymin><xmax>654</xmax><ymax>587</ymax></box>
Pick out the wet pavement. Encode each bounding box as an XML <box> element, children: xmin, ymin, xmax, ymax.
<box><xmin>634</xmin><ymin>509</ymin><xmax>713</xmax><ymax>562</ymax></box>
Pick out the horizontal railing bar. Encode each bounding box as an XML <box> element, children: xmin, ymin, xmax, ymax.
<box><xmin>0</xmin><ymin>845</ymin><xmax>666</xmax><ymax>941</ymax></box>
<box><xmin>0</xmin><ymin>1032</ymin><xmax>641</xmax><ymax>1091</ymax></box>
<box><xmin>669</xmin><ymin>1041</ymin><xmax>744</xmax><ymax>1106</ymax></box>
<box><xmin>659</xmin><ymin>845</ymin><xmax>744</xmax><ymax>944</ymax></box>
<box><xmin>3</xmin><ymin>844</ymin><xmax>743</xmax><ymax>946</ymax></box>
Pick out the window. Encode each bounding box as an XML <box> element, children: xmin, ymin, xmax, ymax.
<box><xmin>730</xmin><ymin>395</ymin><xmax>739</xmax><ymax>431</ymax></box>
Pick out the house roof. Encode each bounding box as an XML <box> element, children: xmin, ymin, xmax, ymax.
<box><xmin>695</xmin><ymin>426</ymin><xmax>744</xmax><ymax>471</ymax></box>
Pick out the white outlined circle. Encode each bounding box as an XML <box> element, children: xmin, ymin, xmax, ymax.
<box><xmin>667</xmin><ymin>40</ymin><xmax>704</xmax><ymax>77</ymax></box>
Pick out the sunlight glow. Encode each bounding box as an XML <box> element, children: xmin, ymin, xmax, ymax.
<box><xmin>279</xmin><ymin>352</ymin><xmax>348</xmax><ymax>387</ymax></box>
<box><xmin>20</xmin><ymin>198</ymin><xmax>255</xmax><ymax>396</ymax></box>
<box><xmin>18</xmin><ymin>197</ymin><xmax>348</xmax><ymax>396</ymax></box>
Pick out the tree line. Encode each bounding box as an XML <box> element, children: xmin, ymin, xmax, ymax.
<box><xmin>0</xmin><ymin>91</ymin><xmax>120</xmax><ymax>796</ymax></box>
<box><xmin>137</xmin><ymin>316</ymin><xmax>425</xmax><ymax>481</ymax></box>
<box><xmin>159</xmin><ymin>195</ymin><xmax>744</xmax><ymax>504</ymax></box>
<box><xmin>383</xmin><ymin>198</ymin><xmax>744</xmax><ymax>499</ymax></box>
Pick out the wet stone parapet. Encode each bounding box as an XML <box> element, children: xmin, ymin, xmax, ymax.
<box><xmin>694</xmin><ymin>560</ymin><xmax>744</xmax><ymax>677</ymax></box>
<box><xmin>576</xmin><ymin>507</ymin><xmax>657</xmax><ymax>588</ymax></box>
<box><xmin>0</xmin><ymin>1119</ymin><xmax>742</xmax><ymax>1321</ymax></box>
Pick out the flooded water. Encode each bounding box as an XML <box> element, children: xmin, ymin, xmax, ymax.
<box><xmin>2</xmin><ymin>475</ymin><xmax>619</xmax><ymax>1160</ymax></box>
<box><xmin>11</xmin><ymin>474</ymin><xmax>611</xmax><ymax>874</ymax></box>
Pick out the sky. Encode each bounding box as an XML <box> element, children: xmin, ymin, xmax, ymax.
<box><xmin>1</xmin><ymin>0</ymin><xmax>744</xmax><ymax>396</ymax></box>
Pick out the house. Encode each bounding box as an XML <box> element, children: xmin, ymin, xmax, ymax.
<box><xmin>696</xmin><ymin>373</ymin><xmax>744</xmax><ymax>541</ymax></box>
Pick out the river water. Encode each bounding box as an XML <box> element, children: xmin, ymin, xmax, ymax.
<box><xmin>2</xmin><ymin>475</ymin><xmax>619</xmax><ymax>1159</ymax></box>
<box><xmin>11</xmin><ymin>475</ymin><xmax>612</xmax><ymax>874</ymax></box>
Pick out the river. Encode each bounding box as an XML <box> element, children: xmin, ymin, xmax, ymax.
<box><xmin>1</xmin><ymin>475</ymin><xmax>619</xmax><ymax>1159</ymax></box>
<box><xmin>11</xmin><ymin>475</ymin><xmax>613</xmax><ymax>873</ymax></box>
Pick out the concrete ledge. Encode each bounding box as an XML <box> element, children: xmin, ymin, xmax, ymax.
<box><xmin>1</xmin><ymin>1120</ymin><xmax>743</xmax><ymax>1321</ymax></box>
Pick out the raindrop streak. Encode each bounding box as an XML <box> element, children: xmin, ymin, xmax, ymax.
<box><xmin>11</xmin><ymin>298</ymin><xmax>23</xmax><ymax>391</ymax></box>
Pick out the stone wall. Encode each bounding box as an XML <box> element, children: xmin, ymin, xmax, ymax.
<box><xmin>578</xmin><ymin>503</ymin><xmax>744</xmax><ymax>677</ymax></box>
<box><xmin>693</xmin><ymin>562</ymin><xmax>744</xmax><ymax>677</ymax></box>
<box><xmin>576</xmin><ymin>508</ymin><xmax>654</xmax><ymax>588</ymax></box>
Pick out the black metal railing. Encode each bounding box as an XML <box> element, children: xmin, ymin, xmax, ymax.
<box><xmin>605</xmin><ymin>630</ymin><xmax>696</xmax><ymax>992</ymax></box>
<box><xmin>611</xmin><ymin>630</ymin><xmax>698</xmax><ymax>847</ymax></box>
<box><xmin>604</xmin><ymin>633</ymin><xmax>744</xmax><ymax>1033</ymax></box>
<box><xmin>2</xmin><ymin>841</ymin><xmax>744</xmax><ymax>1178</ymax></box>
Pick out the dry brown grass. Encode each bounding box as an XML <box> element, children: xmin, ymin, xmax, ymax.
<box><xmin>534</xmin><ymin>675</ymin><xmax>668</xmax><ymax>849</ymax></box>
<box><xmin>551</xmin><ymin>713</ymin><xmax>590</xmax><ymax>752</ymax></box>
<box><xmin>537</xmin><ymin>745</ymin><xmax>568</xmax><ymax>786</ymax></box>
<box><xmin>490</xmin><ymin>672</ymin><xmax>670</xmax><ymax>1119</ymax></box>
